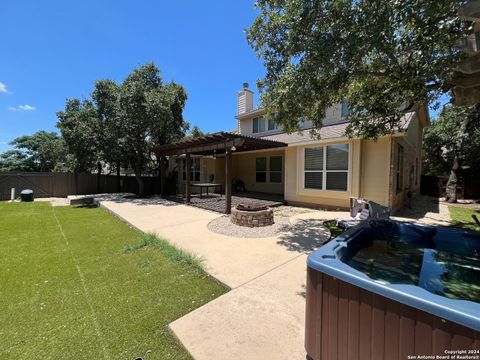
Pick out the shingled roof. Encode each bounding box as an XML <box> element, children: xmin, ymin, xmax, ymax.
<box><xmin>260</xmin><ymin>112</ymin><xmax>414</xmax><ymax>145</ymax></box>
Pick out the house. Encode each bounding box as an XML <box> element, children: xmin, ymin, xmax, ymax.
<box><xmin>156</xmin><ymin>83</ymin><xmax>429</xmax><ymax>213</ymax></box>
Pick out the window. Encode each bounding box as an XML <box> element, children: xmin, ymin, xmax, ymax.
<box><xmin>326</xmin><ymin>144</ymin><xmax>349</xmax><ymax>191</ymax></box>
<box><xmin>269</xmin><ymin>156</ymin><xmax>282</xmax><ymax>183</ymax></box>
<box><xmin>396</xmin><ymin>144</ymin><xmax>404</xmax><ymax>193</ymax></box>
<box><xmin>268</xmin><ymin>119</ymin><xmax>280</xmax><ymax>131</ymax></box>
<box><xmin>256</xmin><ymin>157</ymin><xmax>267</xmax><ymax>182</ymax></box>
<box><xmin>182</xmin><ymin>158</ymin><xmax>201</xmax><ymax>182</ymax></box>
<box><xmin>341</xmin><ymin>99</ymin><xmax>350</xmax><ymax>117</ymax></box>
<box><xmin>252</xmin><ymin>117</ymin><xmax>265</xmax><ymax>133</ymax></box>
<box><xmin>304</xmin><ymin>147</ymin><xmax>324</xmax><ymax>189</ymax></box>
<box><xmin>304</xmin><ymin>144</ymin><xmax>349</xmax><ymax>191</ymax></box>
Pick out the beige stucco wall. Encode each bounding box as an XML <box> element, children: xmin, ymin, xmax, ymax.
<box><xmin>174</xmin><ymin>109</ymin><xmax>426</xmax><ymax>209</ymax></box>
<box><xmin>232</xmin><ymin>149</ymin><xmax>285</xmax><ymax>194</ymax></box>
<box><xmin>284</xmin><ymin>139</ymin><xmax>362</xmax><ymax>209</ymax></box>
<box><xmin>389</xmin><ymin>114</ymin><xmax>425</xmax><ymax>211</ymax></box>
<box><xmin>359</xmin><ymin>137</ymin><xmax>392</xmax><ymax>206</ymax></box>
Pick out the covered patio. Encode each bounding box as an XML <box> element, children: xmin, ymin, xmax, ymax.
<box><xmin>165</xmin><ymin>193</ymin><xmax>284</xmax><ymax>213</ymax></box>
<box><xmin>155</xmin><ymin>132</ymin><xmax>287</xmax><ymax>214</ymax></box>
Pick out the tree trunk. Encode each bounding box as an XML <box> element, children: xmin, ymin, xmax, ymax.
<box><xmin>96</xmin><ymin>161</ymin><xmax>102</xmax><ymax>193</ymax></box>
<box><xmin>445</xmin><ymin>153</ymin><xmax>459</xmax><ymax>203</ymax></box>
<box><xmin>135</xmin><ymin>168</ymin><xmax>145</xmax><ymax>197</ymax></box>
<box><xmin>445</xmin><ymin>116</ymin><xmax>470</xmax><ymax>203</ymax></box>
<box><xmin>116</xmin><ymin>161</ymin><xmax>121</xmax><ymax>192</ymax></box>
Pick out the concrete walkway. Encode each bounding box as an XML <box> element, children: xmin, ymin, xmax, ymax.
<box><xmin>97</xmin><ymin>196</ymin><xmax>335</xmax><ymax>360</ymax></box>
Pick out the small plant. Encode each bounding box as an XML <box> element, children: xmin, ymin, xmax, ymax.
<box><xmin>124</xmin><ymin>233</ymin><xmax>205</xmax><ymax>272</ymax></box>
<box><xmin>322</xmin><ymin>220</ymin><xmax>344</xmax><ymax>239</ymax></box>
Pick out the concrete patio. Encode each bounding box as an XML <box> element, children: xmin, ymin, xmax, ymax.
<box><xmin>96</xmin><ymin>195</ymin><xmax>337</xmax><ymax>360</ymax></box>
<box><xmin>52</xmin><ymin>193</ymin><xmax>452</xmax><ymax>360</ymax></box>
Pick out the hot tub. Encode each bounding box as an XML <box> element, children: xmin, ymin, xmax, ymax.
<box><xmin>305</xmin><ymin>220</ymin><xmax>480</xmax><ymax>360</ymax></box>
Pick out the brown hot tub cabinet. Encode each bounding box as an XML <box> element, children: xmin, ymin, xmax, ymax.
<box><xmin>305</xmin><ymin>221</ymin><xmax>480</xmax><ymax>360</ymax></box>
<box><xmin>305</xmin><ymin>269</ymin><xmax>479</xmax><ymax>360</ymax></box>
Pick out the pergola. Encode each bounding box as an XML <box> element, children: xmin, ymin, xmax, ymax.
<box><xmin>154</xmin><ymin>132</ymin><xmax>287</xmax><ymax>214</ymax></box>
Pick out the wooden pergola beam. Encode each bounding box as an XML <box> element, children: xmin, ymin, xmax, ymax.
<box><xmin>154</xmin><ymin>132</ymin><xmax>287</xmax><ymax>157</ymax></box>
<box><xmin>225</xmin><ymin>148</ymin><xmax>232</xmax><ymax>214</ymax></box>
<box><xmin>185</xmin><ymin>153</ymin><xmax>191</xmax><ymax>203</ymax></box>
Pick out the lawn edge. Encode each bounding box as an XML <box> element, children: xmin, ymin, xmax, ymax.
<box><xmin>96</xmin><ymin>200</ymin><xmax>232</xmax><ymax>291</ymax></box>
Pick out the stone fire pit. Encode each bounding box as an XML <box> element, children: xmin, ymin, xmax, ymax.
<box><xmin>231</xmin><ymin>203</ymin><xmax>274</xmax><ymax>227</ymax></box>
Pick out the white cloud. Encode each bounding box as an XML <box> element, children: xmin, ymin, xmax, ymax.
<box><xmin>8</xmin><ymin>104</ymin><xmax>36</xmax><ymax>111</ymax></box>
<box><xmin>17</xmin><ymin>104</ymin><xmax>36</xmax><ymax>111</ymax></box>
<box><xmin>0</xmin><ymin>82</ymin><xmax>8</xmax><ymax>93</ymax></box>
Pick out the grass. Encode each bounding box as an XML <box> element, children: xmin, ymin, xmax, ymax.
<box><xmin>124</xmin><ymin>233</ymin><xmax>204</xmax><ymax>272</ymax></box>
<box><xmin>449</xmin><ymin>206</ymin><xmax>480</xmax><ymax>231</ymax></box>
<box><xmin>0</xmin><ymin>202</ymin><xmax>227</xmax><ymax>360</ymax></box>
<box><xmin>322</xmin><ymin>220</ymin><xmax>345</xmax><ymax>238</ymax></box>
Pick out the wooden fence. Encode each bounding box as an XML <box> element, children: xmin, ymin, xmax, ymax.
<box><xmin>0</xmin><ymin>172</ymin><xmax>162</xmax><ymax>201</ymax></box>
<box><xmin>420</xmin><ymin>175</ymin><xmax>480</xmax><ymax>199</ymax></box>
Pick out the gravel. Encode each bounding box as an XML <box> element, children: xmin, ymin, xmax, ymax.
<box><xmin>207</xmin><ymin>205</ymin><xmax>320</xmax><ymax>238</ymax></box>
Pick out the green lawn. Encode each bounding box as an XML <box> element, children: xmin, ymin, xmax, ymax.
<box><xmin>449</xmin><ymin>206</ymin><xmax>480</xmax><ymax>231</ymax></box>
<box><xmin>0</xmin><ymin>202</ymin><xmax>227</xmax><ymax>360</ymax></box>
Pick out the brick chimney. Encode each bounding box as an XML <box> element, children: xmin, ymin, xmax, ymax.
<box><xmin>237</xmin><ymin>82</ymin><xmax>254</xmax><ymax>115</ymax></box>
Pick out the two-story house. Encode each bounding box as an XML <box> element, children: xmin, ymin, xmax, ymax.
<box><xmin>158</xmin><ymin>83</ymin><xmax>429</xmax><ymax>212</ymax></box>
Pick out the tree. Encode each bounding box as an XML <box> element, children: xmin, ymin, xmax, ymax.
<box><xmin>0</xmin><ymin>131</ymin><xmax>67</xmax><ymax>172</ymax></box>
<box><xmin>423</xmin><ymin>105</ymin><xmax>480</xmax><ymax>202</ymax></box>
<box><xmin>0</xmin><ymin>150</ymin><xmax>29</xmax><ymax>172</ymax></box>
<box><xmin>117</xmin><ymin>63</ymin><xmax>188</xmax><ymax>196</ymax></box>
<box><xmin>92</xmin><ymin>79</ymin><xmax>125</xmax><ymax>189</ymax></box>
<box><xmin>246</xmin><ymin>0</ymin><xmax>472</xmax><ymax>138</ymax></box>
<box><xmin>184</xmin><ymin>125</ymin><xmax>207</xmax><ymax>139</ymax></box>
<box><xmin>56</xmin><ymin>99</ymin><xmax>101</xmax><ymax>173</ymax></box>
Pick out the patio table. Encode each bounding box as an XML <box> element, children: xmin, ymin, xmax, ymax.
<box><xmin>191</xmin><ymin>183</ymin><xmax>223</xmax><ymax>198</ymax></box>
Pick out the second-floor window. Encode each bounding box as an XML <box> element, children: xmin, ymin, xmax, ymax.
<box><xmin>252</xmin><ymin>117</ymin><xmax>265</xmax><ymax>133</ymax></box>
<box><xmin>268</xmin><ymin>119</ymin><xmax>280</xmax><ymax>131</ymax></box>
<box><xmin>253</xmin><ymin>116</ymin><xmax>280</xmax><ymax>133</ymax></box>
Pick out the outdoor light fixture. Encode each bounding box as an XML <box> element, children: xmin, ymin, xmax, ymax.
<box><xmin>231</xmin><ymin>146</ymin><xmax>236</xmax><ymax>151</ymax></box>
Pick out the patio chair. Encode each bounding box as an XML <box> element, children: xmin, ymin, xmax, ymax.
<box><xmin>232</xmin><ymin>179</ymin><xmax>245</xmax><ymax>192</ymax></box>
<box><xmin>336</xmin><ymin>198</ymin><xmax>390</xmax><ymax>230</ymax></box>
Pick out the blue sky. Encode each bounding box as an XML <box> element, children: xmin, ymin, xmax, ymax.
<box><xmin>0</xmin><ymin>0</ymin><xmax>264</xmax><ymax>152</ymax></box>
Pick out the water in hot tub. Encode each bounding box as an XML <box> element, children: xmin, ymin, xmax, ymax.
<box><xmin>344</xmin><ymin>233</ymin><xmax>480</xmax><ymax>302</ymax></box>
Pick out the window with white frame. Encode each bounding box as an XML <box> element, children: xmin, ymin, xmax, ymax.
<box><xmin>269</xmin><ymin>156</ymin><xmax>282</xmax><ymax>183</ymax></box>
<box><xmin>256</xmin><ymin>157</ymin><xmax>267</xmax><ymax>182</ymax></box>
<box><xmin>252</xmin><ymin>117</ymin><xmax>265</xmax><ymax>133</ymax></box>
<box><xmin>304</xmin><ymin>144</ymin><xmax>349</xmax><ymax>191</ymax></box>
<box><xmin>182</xmin><ymin>158</ymin><xmax>201</xmax><ymax>182</ymax></box>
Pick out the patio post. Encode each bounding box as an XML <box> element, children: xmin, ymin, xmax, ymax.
<box><xmin>160</xmin><ymin>156</ymin><xmax>166</xmax><ymax>196</ymax></box>
<box><xmin>225</xmin><ymin>148</ymin><xmax>232</xmax><ymax>214</ymax></box>
<box><xmin>185</xmin><ymin>153</ymin><xmax>191</xmax><ymax>203</ymax></box>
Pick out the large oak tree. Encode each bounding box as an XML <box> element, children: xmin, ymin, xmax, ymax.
<box><xmin>247</xmin><ymin>0</ymin><xmax>472</xmax><ymax>138</ymax></box>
